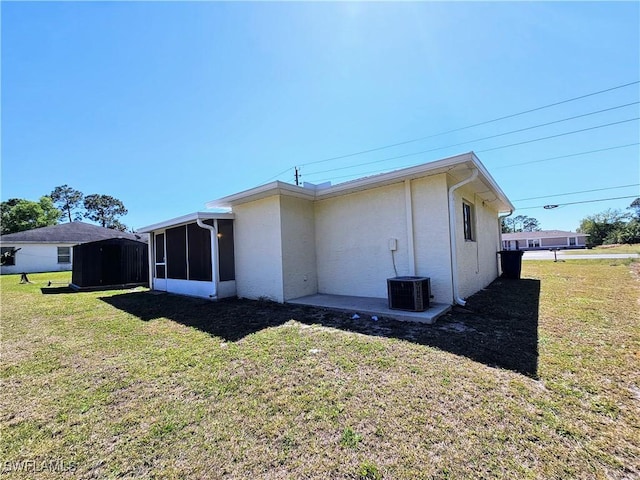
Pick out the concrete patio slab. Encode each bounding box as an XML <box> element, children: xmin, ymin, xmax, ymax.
<box><xmin>287</xmin><ymin>293</ymin><xmax>451</xmax><ymax>324</ymax></box>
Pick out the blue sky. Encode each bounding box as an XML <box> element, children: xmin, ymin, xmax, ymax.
<box><xmin>2</xmin><ymin>1</ymin><xmax>639</xmax><ymax>231</ymax></box>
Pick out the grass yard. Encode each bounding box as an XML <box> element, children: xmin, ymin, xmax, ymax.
<box><xmin>565</xmin><ymin>244</ymin><xmax>640</xmax><ymax>255</ymax></box>
<box><xmin>1</xmin><ymin>261</ymin><xmax>639</xmax><ymax>479</ymax></box>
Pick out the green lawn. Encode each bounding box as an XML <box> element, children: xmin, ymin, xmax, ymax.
<box><xmin>564</xmin><ymin>244</ymin><xmax>640</xmax><ymax>255</ymax></box>
<box><xmin>1</xmin><ymin>262</ymin><xmax>639</xmax><ymax>479</ymax></box>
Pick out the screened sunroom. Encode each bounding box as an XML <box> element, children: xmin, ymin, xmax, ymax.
<box><xmin>139</xmin><ymin>212</ymin><xmax>235</xmax><ymax>299</ymax></box>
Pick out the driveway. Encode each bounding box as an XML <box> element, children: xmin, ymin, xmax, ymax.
<box><xmin>522</xmin><ymin>250</ymin><xmax>639</xmax><ymax>260</ymax></box>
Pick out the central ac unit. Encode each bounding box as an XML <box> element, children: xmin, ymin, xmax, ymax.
<box><xmin>387</xmin><ymin>276</ymin><xmax>430</xmax><ymax>312</ymax></box>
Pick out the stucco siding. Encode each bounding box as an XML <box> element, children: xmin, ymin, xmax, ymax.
<box><xmin>453</xmin><ymin>184</ymin><xmax>501</xmax><ymax>299</ymax></box>
<box><xmin>410</xmin><ymin>174</ymin><xmax>454</xmax><ymax>303</ymax></box>
<box><xmin>280</xmin><ymin>196</ymin><xmax>318</xmax><ymax>300</ymax></box>
<box><xmin>0</xmin><ymin>244</ymin><xmax>74</xmax><ymax>274</ymax></box>
<box><xmin>233</xmin><ymin>196</ymin><xmax>285</xmax><ymax>302</ymax></box>
<box><xmin>315</xmin><ymin>183</ymin><xmax>409</xmax><ymax>298</ymax></box>
<box><xmin>541</xmin><ymin>237</ymin><xmax>569</xmax><ymax>247</ymax></box>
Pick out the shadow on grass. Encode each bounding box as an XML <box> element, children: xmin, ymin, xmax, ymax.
<box><xmin>41</xmin><ymin>286</ymin><xmax>76</xmax><ymax>295</ymax></box>
<box><xmin>100</xmin><ymin>278</ymin><xmax>540</xmax><ymax>378</ymax></box>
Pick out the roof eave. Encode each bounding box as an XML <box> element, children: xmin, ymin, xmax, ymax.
<box><xmin>206</xmin><ymin>181</ymin><xmax>316</xmax><ymax>208</ymax></box>
<box><xmin>138</xmin><ymin>211</ymin><xmax>235</xmax><ymax>233</ymax></box>
<box><xmin>205</xmin><ymin>152</ymin><xmax>515</xmax><ymax>213</ymax></box>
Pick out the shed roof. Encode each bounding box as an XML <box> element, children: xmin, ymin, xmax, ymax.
<box><xmin>206</xmin><ymin>152</ymin><xmax>515</xmax><ymax>213</ymax></box>
<box><xmin>502</xmin><ymin>230</ymin><xmax>589</xmax><ymax>240</ymax></box>
<box><xmin>0</xmin><ymin>222</ymin><xmax>147</xmax><ymax>244</ymax></box>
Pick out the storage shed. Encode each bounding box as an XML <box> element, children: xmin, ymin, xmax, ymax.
<box><xmin>71</xmin><ymin>238</ymin><xmax>148</xmax><ymax>290</ymax></box>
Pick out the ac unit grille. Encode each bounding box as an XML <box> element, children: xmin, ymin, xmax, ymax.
<box><xmin>387</xmin><ymin>276</ymin><xmax>430</xmax><ymax>312</ymax></box>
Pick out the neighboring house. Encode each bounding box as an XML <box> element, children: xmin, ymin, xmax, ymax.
<box><xmin>0</xmin><ymin>222</ymin><xmax>147</xmax><ymax>274</ymax></box>
<box><xmin>139</xmin><ymin>152</ymin><xmax>515</xmax><ymax>306</ymax></box>
<box><xmin>502</xmin><ymin>230</ymin><xmax>588</xmax><ymax>251</ymax></box>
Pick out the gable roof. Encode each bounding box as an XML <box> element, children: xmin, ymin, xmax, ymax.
<box><xmin>502</xmin><ymin>230</ymin><xmax>589</xmax><ymax>240</ymax></box>
<box><xmin>0</xmin><ymin>222</ymin><xmax>147</xmax><ymax>244</ymax></box>
<box><xmin>206</xmin><ymin>152</ymin><xmax>515</xmax><ymax>213</ymax></box>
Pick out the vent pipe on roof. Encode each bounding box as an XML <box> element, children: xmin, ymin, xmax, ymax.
<box><xmin>448</xmin><ymin>168</ymin><xmax>478</xmax><ymax>307</ymax></box>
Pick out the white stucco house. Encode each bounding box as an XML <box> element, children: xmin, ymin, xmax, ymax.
<box><xmin>502</xmin><ymin>230</ymin><xmax>589</xmax><ymax>250</ymax></box>
<box><xmin>0</xmin><ymin>222</ymin><xmax>146</xmax><ymax>274</ymax></box>
<box><xmin>139</xmin><ymin>152</ymin><xmax>515</xmax><ymax>307</ymax></box>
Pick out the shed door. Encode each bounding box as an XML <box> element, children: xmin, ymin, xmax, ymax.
<box><xmin>154</xmin><ymin>232</ymin><xmax>167</xmax><ymax>291</ymax></box>
<box><xmin>101</xmin><ymin>245</ymin><xmax>122</xmax><ymax>285</ymax></box>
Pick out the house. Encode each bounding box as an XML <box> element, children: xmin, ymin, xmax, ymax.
<box><xmin>139</xmin><ymin>152</ymin><xmax>515</xmax><ymax>308</ymax></box>
<box><xmin>71</xmin><ymin>238</ymin><xmax>149</xmax><ymax>290</ymax></box>
<box><xmin>0</xmin><ymin>222</ymin><xmax>147</xmax><ymax>274</ymax></box>
<box><xmin>501</xmin><ymin>230</ymin><xmax>588</xmax><ymax>251</ymax></box>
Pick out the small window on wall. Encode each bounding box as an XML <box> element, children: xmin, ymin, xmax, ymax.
<box><xmin>462</xmin><ymin>201</ymin><xmax>474</xmax><ymax>241</ymax></box>
<box><xmin>57</xmin><ymin>247</ymin><xmax>71</xmax><ymax>263</ymax></box>
<box><xmin>1</xmin><ymin>247</ymin><xmax>16</xmax><ymax>266</ymax></box>
<box><xmin>528</xmin><ymin>239</ymin><xmax>540</xmax><ymax>248</ymax></box>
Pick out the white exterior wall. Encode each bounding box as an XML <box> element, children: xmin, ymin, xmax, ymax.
<box><xmin>453</xmin><ymin>184</ymin><xmax>501</xmax><ymax>299</ymax></box>
<box><xmin>0</xmin><ymin>243</ymin><xmax>74</xmax><ymax>274</ymax></box>
<box><xmin>280</xmin><ymin>196</ymin><xmax>318</xmax><ymax>301</ymax></box>
<box><xmin>315</xmin><ymin>183</ymin><xmax>411</xmax><ymax>299</ymax></box>
<box><xmin>163</xmin><ymin>278</ymin><xmax>216</xmax><ymax>298</ymax></box>
<box><xmin>411</xmin><ymin>175</ymin><xmax>454</xmax><ymax>303</ymax></box>
<box><xmin>233</xmin><ymin>195</ymin><xmax>285</xmax><ymax>302</ymax></box>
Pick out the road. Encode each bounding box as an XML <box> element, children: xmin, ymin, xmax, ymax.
<box><xmin>522</xmin><ymin>250</ymin><xmax>640</xmax><ymax>260</ymax></box>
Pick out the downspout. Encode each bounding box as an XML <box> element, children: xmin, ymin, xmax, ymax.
<box><xmin>196</xmin><ymin>218</ymin><xmax>218</xmax><ymax>299</ymax></box>
<box><xmin>448</xmin><ymin>168</ymin><xmax>478</xmax><ymax>306</ymax></box>
<box><xmin>498</xmin><ymin>210</ymin><xmax>514</xmax><ymax>248</ymax></box>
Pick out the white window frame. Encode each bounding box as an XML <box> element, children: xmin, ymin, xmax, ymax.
<box><xmin>462</xmin><ymin>201</ymin><xmax>475</xmax><ymax>241</ymax></box>
<box><xmin>57</xmin><ymin>246</ymin><xmax>71</xmax><ymax>264</ymax></box>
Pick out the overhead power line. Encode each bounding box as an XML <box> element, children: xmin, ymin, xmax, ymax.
<box><xmin>304</xmin><ymin>142</ymin><xmax>640</xmax><ymax>183</ymax></box>
<box><xmin>516</xmin><ymin>195</ymin><xmax>639</xmax><ymax>211</ymax></box>
<box><xmin>512</xmin><ymin>184</ymin><xmax>640</xmax><ymax>202</ymax></box>
<box><xmin>305</xmin><ymin>117</ymin><xmax>640</xmax><ymax>178</ymax></box>
<box><xmin>297</xmin><ymin>80</ymin><xmax>640</xmax><ymax>168</ymax></box>
<box><xmin>477</xmin><ymin>117</ymin><xmax>639</xmax><ymax>154</ymax></box>
<box><xmin>493</xmin><ymin>142</ymin><xmax>640</xmax><ymax>169</ymax></box>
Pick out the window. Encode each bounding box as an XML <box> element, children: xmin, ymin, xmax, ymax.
<box><xmin>528</xmin><ymin>239</ymin><xmax>540</xmax><ymax>248</ymax></box>
<box><xmin>1</xmin><ymin>247</ymin><xmax>16</xmax><ymax>266</ymax></box>
<box><xmin>462</xmin><ymin>202</ymin><xmax>474</xmax><ymax>241</ymax></box>
<box><xmin>569</xmin><ymin>237</ymin><xmax>576</xmax><ymax>246</ymax></box>
<box><xmin>57</xmin><ymin>247</ymin><xmax>71</xmax><ymax>264</ymax></box>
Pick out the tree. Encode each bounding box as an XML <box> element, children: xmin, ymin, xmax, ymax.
<box><xmin>0</xmin><ymin>197</ymin><xmax>62</xmax><ymax>235</ymax></box>
<box><xmin>577</xmin><ymin>209</ymin><xmax>630</xmax><ymax>246</ymax></box>
<box><xmin>83</xmin><ymin>194</ymin><xmax>128</xmax><ymax>229</ymax></box>
<box><xmin>108</xmin><ymin>219</ymin><xmax>129</xmax><ymax>232</ymax></box>
<box><xmin>501</xmin><ymin>215</ymin><xmax>541</xmax><ymax>233</ymax></box>
<box><xmin>522</xmin><ymin>216</ymin><xmax>541</xmax><ymax>232</ymax></box>
<box><xmin>628</xmin><ymin>197</ymin><xmax>640</xmax><ymax>220</ymax></box>
<box><xmin>50</xmin><ymin>185</ymin><xmax>84</xmax><ymax>222</ymax></box>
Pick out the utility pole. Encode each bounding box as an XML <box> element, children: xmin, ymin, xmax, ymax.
<box><xmin>294</xmin><ymin>167</ymin><xmax>300</xmax><ymax>186</ymax></box>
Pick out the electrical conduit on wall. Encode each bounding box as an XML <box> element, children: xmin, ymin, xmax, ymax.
<box><xmin>404</xmin><ymin>179</ymin><xmax>416</xmax><ymax>276</ymax></box>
